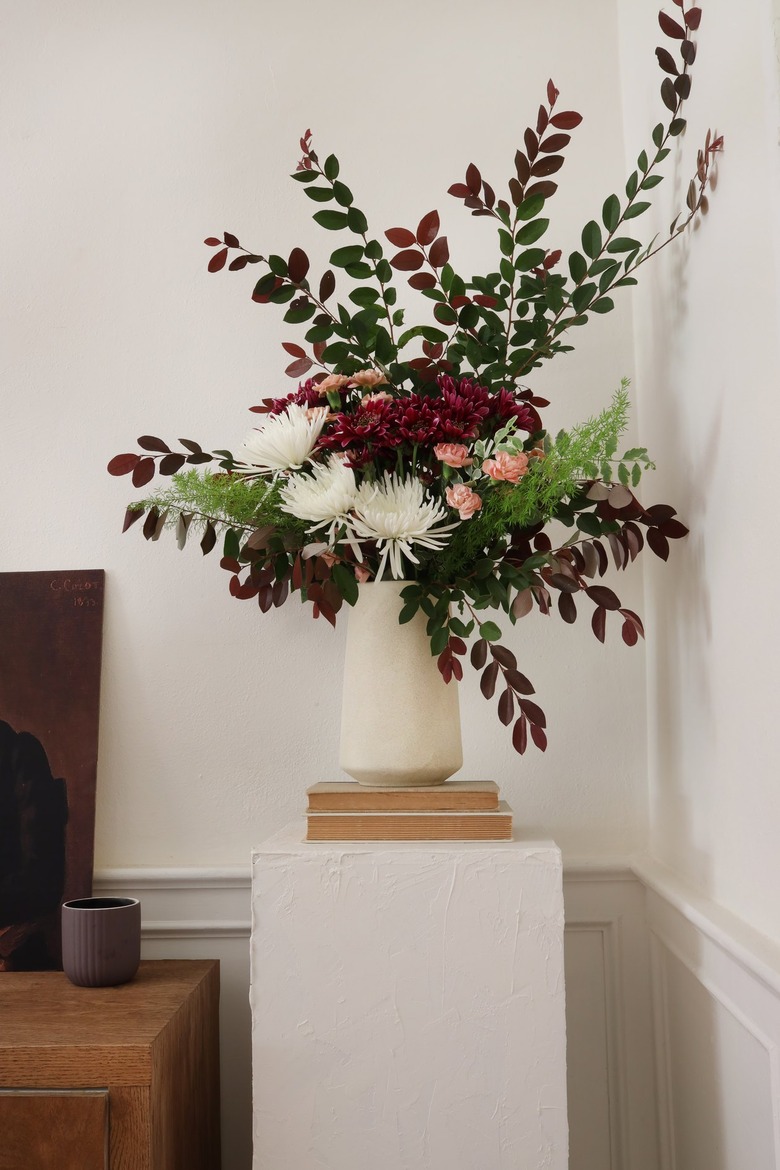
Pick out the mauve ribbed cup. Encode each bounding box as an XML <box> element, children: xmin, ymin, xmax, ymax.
<box><xmin>61</xmin><ymin>897</ymin><xmax>141</xmax><ymax>987</ymax></box>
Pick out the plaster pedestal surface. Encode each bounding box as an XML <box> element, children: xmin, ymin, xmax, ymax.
<box><xmin>250</xmin><ymin>825</ymin><xmax>568</xmax><ymax>1170</ymax></box>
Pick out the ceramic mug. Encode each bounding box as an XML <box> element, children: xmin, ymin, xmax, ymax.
<box><xmin>61</xmin><ymin>897</ymin><xmax>141</xmax><ymax>987</ymax></box>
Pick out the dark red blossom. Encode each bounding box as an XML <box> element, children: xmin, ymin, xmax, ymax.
<box><xmin>488</xmin><ymin>387</ymin><xmax>538</xmax><ymax>433</ymax></box>
<box><xmin>264</xmin><ymin>378</ymin><xmax>327</xmax><ymax>415</ymax></box>
<box><xmin>320</xmin><ymin>397</ymin><xmax>401</xmax><ymax>459</ymax></box>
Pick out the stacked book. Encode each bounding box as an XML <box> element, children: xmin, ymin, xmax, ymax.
<box><xmin>306</xmin><ymin>781</ymin><xmax>512</xmax><ymax>842</ymax></box>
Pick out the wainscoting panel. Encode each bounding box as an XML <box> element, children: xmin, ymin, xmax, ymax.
<box><xmin>638</xmin><ymin>860</ymin><xmax>780</xmax><ymax>1170</ymax></box>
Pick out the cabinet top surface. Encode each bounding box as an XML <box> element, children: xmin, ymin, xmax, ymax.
<box><xmin>0</xmin><ymin>959</ymin><xmax>218</xmax><ymax>1049</ymax></box>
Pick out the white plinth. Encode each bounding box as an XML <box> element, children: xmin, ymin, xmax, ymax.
<box><xmin>250</xmin><ymin>825</ymin><xmax>568</xmax><ymax>1170</ymax></box>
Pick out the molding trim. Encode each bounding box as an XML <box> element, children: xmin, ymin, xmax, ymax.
<box><xmin>632</xmin><ymin>855</ymin><xmax>780</xmax><ymax>997</ymax></box>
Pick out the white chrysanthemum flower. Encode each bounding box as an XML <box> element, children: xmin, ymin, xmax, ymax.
<box><xmin>279</xmin><ymin>456</ymin><xmax>359</xmax><ymax>525</ymax></box>
<box><xmin>238</xmin><ymin>404</ymin><xmax>328</xmax><ymax>474</ymax></box>
<box><xmin>348</xmin><ymin>473</ymin><xmax>458</xmax><ymax>580</ymax></box>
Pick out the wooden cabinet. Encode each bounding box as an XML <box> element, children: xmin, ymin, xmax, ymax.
<box><xmin>0</xmin><ymin>960</ymin><xmax>220</xmax><ymax>1170</ymax></box>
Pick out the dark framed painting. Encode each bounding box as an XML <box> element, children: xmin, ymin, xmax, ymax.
<box><xmin>0</xmin><ymin>570</ymin><xmax>105</xmax><ymax>970</ymax></box>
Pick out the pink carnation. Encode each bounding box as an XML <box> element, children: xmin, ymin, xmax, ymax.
<box><xmin>482</xmin><ymin>451</ymin><xmax>529</xmax><ymax>483</ymax></box>
<box><xmin>446</xmin><ymin>484</ymin><xmax>483</xmax><ymax>520</ymax></box>
<box><xmin>434</xmin><ymin>443</ymin><xmax>473</xmax><ymax>469</ymax></box>
<box><xmin>351</xmin><ymin>369</ymin><xmax>388</xmax><ymax>388</ymax></box>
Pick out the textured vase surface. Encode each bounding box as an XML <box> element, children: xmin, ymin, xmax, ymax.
<box><xmin>340</xmin><ymin>580</ymin><xmax>463</xmax><ymax>787</ymax></box>
<box><xmin>61</xmin><ymin>897</ymin><xmax>141</xmax><ymax>987</ymax></box>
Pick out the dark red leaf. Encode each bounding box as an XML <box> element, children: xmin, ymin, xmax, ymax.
<box><xmin>646</xmin><ymin>504</ymin><xmax>677</xmax><ymax>521</ymax></box>
<box><xmin>655</xmin><ymin>46</ymin><xmax>679</xmax><ymax>74</ymax></box>
<box><xmin>416</xmin><ymin>210</ymin><xmax>440</xmax><ymax>246</ymax></box>
<box><xmin>428</xmin><ymin>237</ymin><xmax>450</xmax><ymax>268</ymax></box>
<box><xmin>480</xmin><ymin>660</ymin><xmax>499</xmax><ymax>700</ymax></box>
<box><xmin>659</xmin><ymin>11</ymin><xmax>686</xmax><ymax>38</ymax></box>
<box><xmin>208</xmin><ymin>247</ymin><xmax>228</xmax><ymax>273</ymax></box>
<box><xmin>531</xmin><ymin>155</ymin><xmax>564</xmax><ymax>177</ymax></box>
<box><xmin>285</xmin><ymin>357</ymin><xmax>313</xmax><ymax>379</ymax></box>
<box><xmin>319</xmin><ymin>269</ymin><xmax>336</xmax><ymax>301</ymax></box>
<box><xmin>546</xmin><ymin>78</ymin><xmax>559</xmax><ymax>106</ymax></box>
<box><xmin>536</xmin><ymin>104</ymin><xmax>549</xmax><ymax>135</ymax></box>
<box><xmin>524</xmin><ymin>180</ymin><xmax>558</xmax><ymax>201</ymax></box>
<box><xmin>122</xmin><ymin>507</ymin><xmax>144</xmax><ymax>532</ymax></box>
<box><xmin>451</xmin><ymin>656</ymin><xmax>463</xmax><ymax>682</ymax></box>
<box><xmin>622</xmin><ymin>619</ymin><xmax>639</xmax><ymax>647</ymax></box>
<box><xmin>508</xmin><ymin>178</ymin><xmax>525</xmax><ymax>207</ymax></box>
<box><xmin>220</xmin><ymin>556</ymin><xmax>241</xmax><ymax>573</ymax></box>
<box><xmin>137</xmin><ymin>435</ymin><xmax>170</xmax><ymax>453</ymax></box>
<box><xmin>620</xmin><ymin>608</ymin><xmax>645</xmax><ymax>637</ymax></box>
<box><xmin>490</xmin><ymin>644</ymin><xmax>517</xmax><ymax>670</ymax></box>
<box><xmin>471</xmin><ymin>639</ymin><xmax>488</xmax><ymax>669</ymax></box>
<box><xmin>408</xmin><ymin>272</ymin><xmax>437</xmax><ymax>290</ymax></box>
<box><xmin>473</xmin><ymin>294</ymin><xmax>498</xmax><ymax>308</ymax></box>
<box><xmin>514</xmin><ymin>151</ymin><xmax>530</xmax><ymax>185</ymax></box>
<box><xmin>447</xmin><ymin>184</ymin><xmax>471</xmax><ymax>199</ymax></box>
<box><xmin>530</xmin><ymin>723</ymin><xmax>548</xmax><ymax>752</ymax></box>
<box><xmin>438</xmin><ymin>651</ymin><xmax>454</xmax><ymax>684</ymax></box>
<box><xmin>272</xmin><ymin>579</ymin><xmax>289</xmax><ymax>608</ymax></box>
<box><xmin>681</xmin><ymin>38</ymin><xmax>696</xmax><ymax>64</ymax></box>
<box><xmin>592</xmin><ymin>605</ymin><xmax>607</xmax><ymax>643</ymax></box>
<box><xmin>506</xmin><ymin>668</ymin><xmax>534</xmax><ymax>695</ymax></box>
<box><xmin>647</xmin><ymin>529</ymin><xmax>670</xmax><ymax>560</ymax></box>
<box><xmin>288</xmin><ymin>247</ymin><xmax>310</xmax><ymax>283</ymax></box>
<box><xmin>512</xmin><ymin>715</ymin><xmax>528</xmax><ymax>755</ymax></box>
<box><xmin>142</xmin><ymin>508</ymin><xmax>159</xmax><ymax>540</ymax></box>
<box><xmin>519</xmin><ymin>698</ymin><xmax>546</xmax><ymax>728</ymax></box>
<box><xmin>558</xmin><ymin>592</ymin><xmax>577</xmax><ymax>623</ymax></box>
<box><xmin>539</xmin><ymin>133</ymin><xmax>571</xmax><ymax>153</ymax></box>
<box><xmin>585</xmin><ymin>585</ymin><xmax>621</xmax><ymax>610</ymax></box>
<box><xmin>549</xmin><ymin>572</ymin><xmax>580</xmax><ymax>593</ymax></box>
<box><xmin>159</xmin><ymin>453</ymin><xmax>186</xmax><ymax>476</ymax></box>
<box><xmin>224</xmin><ymin>232</ymin><xmax>240</xmax><ymax>248</ymax></box>
<box><xmin>131</xmin><ymin>457</ymin><xmax>155</xmax><ymax>488</ymax></box>
<box><xmin>524</xmin><ymin>128</ymin><xmax>539</xmax><ymax>160</ymax></box>
<box><xmin>282</xmin><ymin>341</ymin><xmax>307</xmax><ymax>358</ymax></box>
<box><xmin>684</xmin><ymin>6</ymin><xmax>701</xmax><ymax>29</ymax></box>
<box><xmin>229</xmin><ymin>255</ymin><xmax>250</xmax><ymax>271</ymax></box>
<box><xmin>201</xmin><ymin>523</ymin><xmax>216</xmax><ymax>555</ymax></box>
<box><xmin>448</xmin><ymin>635</ymin><xmax>467</xmax><ymax>656</ymax></box>
<box><xmin>549</xmin><ymin>111</ymin><xmax>583</xmax><ymax>130</ymax></box>
<box><xmin>258</xmin><ymin>585</ymin><xmax>273</xmax><ymax>613</ymax></box>
<box><xmin>498</xmin><ymin>687</ymin><xmax>515</xmax><ymax>726</ymax></box>
<box><xmin>465</xmin><ymin>163</ymin><xmax>481</xmax><ymax>194</ymax></box>
<box><xmin>659</xmin><ymin>519</ymin><xmax>689</xmax><ymax>540</ymax></box>
<box><xmin>107</xmin><ymin>453</ymin><xmax>140</xmax><ymax>476</ymax></box>
<box><xmin>204</xmin><ymin>236</ymin><xmax>221</xmax><ymax>246</ymax></box>
<box><xmin>313</xmin><ymin>341</ymin><xmax>327</xmax><ymax>362</ymax></box>
<box><xmin>390</xmin><ymin>249</ymin><xmax>425</xmax><ymax>271</ymax></box>
<box><xmin>674</xmin><ymin>73</ymin><xmax>691</xmax><ymax>99</ymax></box>
<box><xmin>385</xmin><ymin>226</ymin><xmax>416</xmax><ymax>248</ymax></box>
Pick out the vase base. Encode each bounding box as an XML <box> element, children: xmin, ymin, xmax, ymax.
<box><xmin>352</xmin><ymin>775</ymin><xmax>450</xmax><ymax>789</ymax></box>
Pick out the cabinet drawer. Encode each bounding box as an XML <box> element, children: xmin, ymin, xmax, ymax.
<box><xmin>0</xmin><ymin>1090</ymin><xmax>108</xmax><ymax>1170</ymax></box>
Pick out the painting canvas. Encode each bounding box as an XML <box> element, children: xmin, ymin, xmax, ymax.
<box><xmin>0</xmin><ymin>570</ymin><xmax>105</xmax><ymax>970</ymax></box>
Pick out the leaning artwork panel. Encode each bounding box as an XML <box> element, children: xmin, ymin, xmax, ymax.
<box><xmin>0</xmin><ymin>570</ymin><xmax>104</xmax><ymax>970</ymax></box>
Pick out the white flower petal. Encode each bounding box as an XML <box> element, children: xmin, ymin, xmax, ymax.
<box><xmin>239</xmin><ymin>404</ymin><xmax>328</xmax><ymax>473</ymax></box>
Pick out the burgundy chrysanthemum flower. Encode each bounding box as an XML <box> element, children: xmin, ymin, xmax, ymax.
<box><xmin>320</xmin><ymin>398</ymin><xmax>401</xmax><ymax>457</ymax></box>
<box><xmin>434</xmin><ymin>375</ymin><xmax>492</xmax><ymax>441</ymax></box>
<box><xmin>266</xmin><ymin>378</ymin><xmax>327</xmax><ymax>415</ymax></box>
<box><xmin>393</xmin><ymin>395</ymin><xmax>441</xmax><ymax>445</ymax></box>
<box><xmin>488</xmin><ymin>387</ymin><xmax>539</xmax><ymax>433</ymax></box>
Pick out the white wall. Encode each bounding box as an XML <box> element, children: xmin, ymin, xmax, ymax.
<box><xmin>618</xmin><ymin>0</ymin><xmax>780</xmax><ymax>944</ymax></box>
<box><xmin>2</xmin><ymin>0</ymin><xmax>651</xmax><ymax>868</ymax></box>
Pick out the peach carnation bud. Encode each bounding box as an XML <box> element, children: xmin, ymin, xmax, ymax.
<box><xmin>482</xmin><ymin>451</ymin><xmax>529</xmax><ymax>483</ymax></box>
<box><xmin>317</xmin><ymin>374</ymin><xmax>351</xmax><ymax>396</ymax></box>
<box><xmin>361</xmin><ymin>391</ymin><xmax>393</xmax><ymax>406</ymax></box>
<box><xmin>446</xmin><ymin>483</ymin><xmax>483</xmax><ymax>520</ymax></box>
<box><xmin>351</xmin><ymin>369</ymin><xmax>388</xmax><ymax>388</ymax></box>
<box><xmin>434</xmin><ymin>443</ymin><xmax>473</xmax><ymax>469</ymax></box>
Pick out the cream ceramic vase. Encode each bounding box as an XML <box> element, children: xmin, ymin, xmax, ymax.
<box><xmin>340</xmin><ymin>580</ymin><xmax>463</xmax><ymax>787</ymax></box>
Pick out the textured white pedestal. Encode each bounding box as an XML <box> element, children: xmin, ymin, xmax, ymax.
<box><xmin>250</xmin><ymin>825</ymin><xmax>568</xmax><ymax>1170</ymax></box>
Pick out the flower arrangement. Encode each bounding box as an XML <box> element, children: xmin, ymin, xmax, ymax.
<box><xmin>109</xmin><ymin>1</ymin><xmax>720</xmax><ymax>756</ymax></box>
